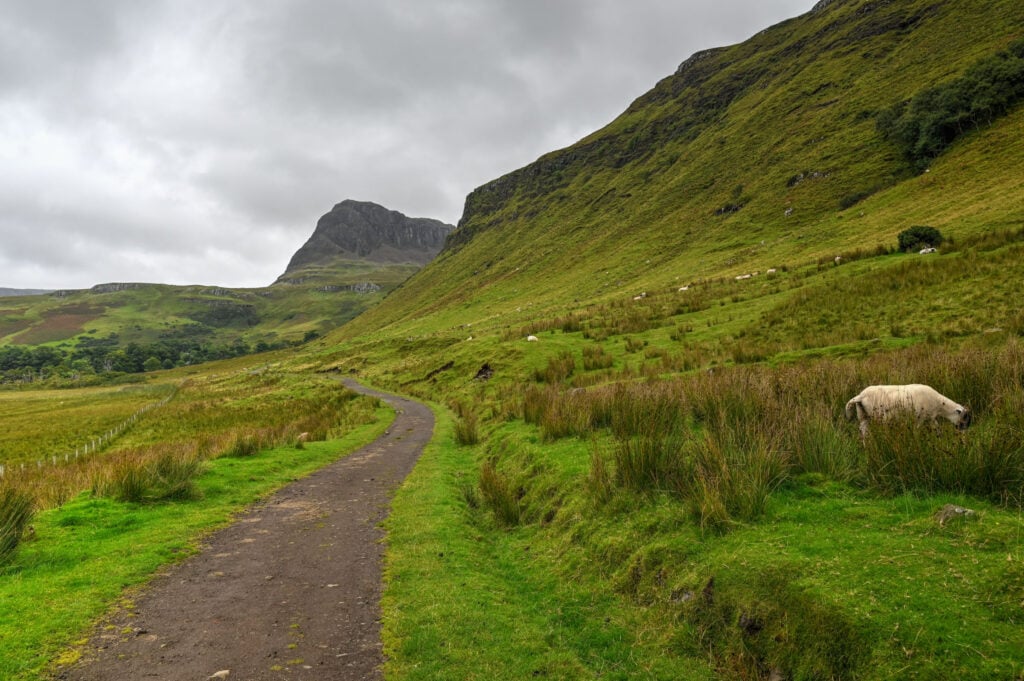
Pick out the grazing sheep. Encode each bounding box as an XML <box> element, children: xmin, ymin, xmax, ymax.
<box><xmin>919</xmin><ymin>247</ymin><xmax>937</xmax><ymax>254</ymax></box>
<box><xmin>845</xmin><ymin>384</ymin><xmax>971</xmax><ymax>439</ymax></box>
<box><xmin>526</xmin><ymin>335</ymin><xmax>539</xmax><ymax>342</ymax></box>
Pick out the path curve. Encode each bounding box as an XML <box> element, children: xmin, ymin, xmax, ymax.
<box><xmin>60</xmin><ymin>379</ymin><xmax>432</xmax><ymax>681</ymax></box>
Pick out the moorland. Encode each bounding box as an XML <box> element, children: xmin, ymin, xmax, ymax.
<box><xmin>3</xmin><ymin>0</ymin><xmax>1024</xmax><ymax>678</ymax></box>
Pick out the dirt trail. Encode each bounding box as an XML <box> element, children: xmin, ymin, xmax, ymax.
<box><xmin>60</xmin><ymin>379</ymin><xmax>432</xmax><ymax>681</ymax></box>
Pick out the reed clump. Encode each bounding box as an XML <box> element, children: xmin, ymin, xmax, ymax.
<box><xmin>509</xmin><ymin>338</ymin><xmax>1024</xmax><ymax>527</ymax></box>
<box><xmin>478</xmin><ymin>459</ymin><xmax>521</xmax><ymax>526</ymax></box>
<box><xmin>91</xmin><ymin>445</ymin><xmax>204</xmax><ymax>503</ymax></box>
<box><xmin>0</xmin><ymin>483</ymin><xmax>34</xmax><ymax>564</ymax></box>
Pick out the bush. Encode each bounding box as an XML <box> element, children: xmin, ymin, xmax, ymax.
<box><xmin>897</xmin><ymin>225</ymin><xmax>944</xmax><ymax>252</ymax></box>
<box><xmin>877</xmin><ymin>39</ymin><xmax>1024</xmax><ymax>169</ymax></box>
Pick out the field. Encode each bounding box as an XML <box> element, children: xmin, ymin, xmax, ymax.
<box><xmin>0</xmin><ymin>356</ymin><xmax>392</xmax><ymax>679</ymax></box>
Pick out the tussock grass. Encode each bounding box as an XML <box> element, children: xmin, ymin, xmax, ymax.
<box><xmin>91</xmin><ymin>445</ymin><xmax>204</xmax><ymax>503</ymax></box>
<box><xmin>515</xmin><ymin>338</ymin><xmax>1024</xmax><ymax>525</ymax></box>
<box><xmin>0</xmin><ymin>483</ymin><xmax>33</xmax><ymax>564</ymax></box>
<box><xmin>478</xmin><ymin>459</ymin><xmax>521</xmax><ymax>526</ymax></box>
<box><xmin>1</xmin><ymin>367</ymin><xmax>376</xmax><ymax>512</ymax></box>
<box><xmin>533</xmin><ymin>350</ymin><xmax>576</xmax><ymax>384</ymax></box>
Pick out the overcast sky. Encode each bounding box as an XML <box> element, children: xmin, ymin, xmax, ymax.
<box><xmin>0</xmin><ymin>0</ymin><xmax>815</xmax><ymax>290</ymax></box>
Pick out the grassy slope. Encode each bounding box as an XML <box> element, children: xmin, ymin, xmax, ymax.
<box><xmin>340</xmin><ymin>0</ymin><xmax>1024</xmax><ymax>345</ymax></box>
<box><xmin>0</xmin><ymin>261</ymin><xmax>421</xmax><ymax>350</ymax></box>
<box><xmin>313</xmin><ymin>1</ymin><xmax>1024</xmax><ymax>679</ymax></box>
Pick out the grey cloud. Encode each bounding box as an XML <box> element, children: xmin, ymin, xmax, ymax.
<box><xmin>0</xmin><ymin>0</ymin><xmax>816</xmax><ymax>289</ymax></box>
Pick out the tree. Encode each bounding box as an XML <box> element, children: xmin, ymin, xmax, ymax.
<box><xmin>143</xmin><ymin>356</ymin><xmax>163</xmax><ymax>372</ymax></box>
<box><xmin>898</xmin><ymin>225</ymin><xmax>944</xmax><ymax>252</ymax></box>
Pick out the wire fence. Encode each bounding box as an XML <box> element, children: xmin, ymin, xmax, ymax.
<box><xmin>0</xmin><ymin>387</ymin><xmax>178</xmax><ymax>479</ymax></box>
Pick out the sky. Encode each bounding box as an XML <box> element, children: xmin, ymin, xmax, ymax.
<box><xmin>0</xmin><ymin>0</ymin><xmax>816</xmax><ymax>290</ymax></box>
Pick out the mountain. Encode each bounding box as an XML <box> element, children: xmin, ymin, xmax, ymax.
<box><xmin>275</xmin><ymin>200</ymin><xmax>454</xmax><ymax>285</ymax></box>
<box><xmin>338</xmin><ymin>0</ymin><xmax>1024</xmax><ymax>347</ymax></box>
<box><xmin>0</xmin><ymin>200</ymin><xmax>451</xmax><ymax>375</ymax></box>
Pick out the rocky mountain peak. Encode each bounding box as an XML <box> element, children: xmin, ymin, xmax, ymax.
<box><xmin>277</xmin><ymin>200</ymin><xmax>454</xmax><ymax>282</ymax></box>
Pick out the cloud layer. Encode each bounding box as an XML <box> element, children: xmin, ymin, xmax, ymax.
<box><xmin>0</xmin><ymin>0</ymin><xmax>814</xmax><ymax>289</ymax></box>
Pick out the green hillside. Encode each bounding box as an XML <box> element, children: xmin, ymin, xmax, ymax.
<box><xmin>296</xmin><ymin>1</ymin><xmax>1024</xmax><ymax>678</ymax></box>
<box><xmin>340</xmin><ymin>0</ymin><xmax>1024</xmax><ymax>347</ymax></box>
<box><xmin>0</xmin><ymin>263</ymin><xmax>419</xmax><ymax>378</ymax></box>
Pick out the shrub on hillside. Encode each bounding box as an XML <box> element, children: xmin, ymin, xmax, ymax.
<box><xmin>897</xmin><ymin>225</ymin><xmax>944</xmax><ymax>252</ymax></box>
<box><xmin>877</xmin><ymin>39</ymin><xmax>1024</xmax><ymax>169</ymax></box>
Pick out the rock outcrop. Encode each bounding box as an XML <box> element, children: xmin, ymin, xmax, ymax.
<box><xmin>277</xmin><ymin>200</ymin><xmax>453</xmax><ymax>282</ymax></box>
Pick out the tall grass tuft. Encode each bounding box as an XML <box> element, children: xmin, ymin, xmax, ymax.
<box><xmin>672</xmin><ymin>424</ymin><xmax>791</xmax><ymax>532</ymax></box>
<box><xmin>93</xmin><ymin>446</ymin><xmax>204</xmax><ymax>503</ymax></box>
<box><xmin>454</xmin><ymin>411</ymin><xmax>480</xmax><ymax>446</ymax></box>
<box><xmin>149</xmin><ymin>449</ymin><xmax>204</xmax><ymax>501</ymax></box>
<box><xmin>613</xmin><ymin>430</ymin><xmax>689</xmax><ymax>494</ymax></box>
<box><xmin>533</xmin><ymin>351</ymin><xmax>576</xmax><ymax>384</ymax></box>
<box><xmin>586</xmin><ymin>443</ymin><xmax>615</xmax><ymax>505</ymax></box>
<box><xmin>0</xmin><ymin>484</ymin><xmax>34</xmax><ymax>564</ymax></box>
<box><xmin>582</xmin><ymin>344</ymin><xmax>614</xmax><ymax>371</ymax></box>
<box><xmin>478</xmin><ymin>460</ymin><xmax>521</xmax><ymax>526</ymax></box>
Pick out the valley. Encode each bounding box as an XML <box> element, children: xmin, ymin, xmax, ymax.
<box><xmin>2</xmin><ymin>0</ymin><xmax>1024</xmax><ymax>678</ymax></box>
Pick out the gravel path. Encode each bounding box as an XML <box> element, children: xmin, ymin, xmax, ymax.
<box><xmin>59</xmin><ymin>379</ymin><xmax>432</xmax><ymax>681</ymax></box>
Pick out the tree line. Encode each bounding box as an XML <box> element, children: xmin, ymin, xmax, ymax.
<box><xmin>0</xmin><ymin>332</ymin><xmax>317</xmax><ymax>385</ymax></box>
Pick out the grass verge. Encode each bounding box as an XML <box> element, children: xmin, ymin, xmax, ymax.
<box><xmin>381</xmin><ymin>406</ymin><xmax>715</xmax><ymax>680</ymax></box>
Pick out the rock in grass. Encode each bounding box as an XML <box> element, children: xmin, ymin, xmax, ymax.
<box><xmin>934</xmin><ymin>504</ymin><xmax>975</xmax><ymax>526</ymax></box>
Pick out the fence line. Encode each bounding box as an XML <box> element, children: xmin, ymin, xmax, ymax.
<box><xmin>0</xmin><ymin>386</ymin><xmax>178</xmax><ymax>479</ymax></box>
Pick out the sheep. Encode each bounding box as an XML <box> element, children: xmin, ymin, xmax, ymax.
<box><xmin>919</xmin><ymin>247</ymin><xmax>936</xmax><ymax>254</ymax></box>
<box><xmin>844</xmin><ymin>384</ymin><xmax>971</xmax><ymax>439</ymax></box>
<box><xmin>526</xmin><ymin>335</ymin><xmax>539</xmax><ymax>342</ymax></box>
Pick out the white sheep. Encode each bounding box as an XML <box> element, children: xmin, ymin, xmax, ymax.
<box><xmin>844</xmin><ymin>384</ymin><xmax>971</xmax><ymax>439</ymax></box>
<box><xmin>526</xmin><ymin>335</ymin><xmax>539</xmax><ymax>342</ymax></box>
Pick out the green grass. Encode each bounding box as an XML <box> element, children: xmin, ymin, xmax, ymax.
<box><xmin>0</xmin><ymin>405</ymin><xmax>392</xmax><ymax>681</ymax></box>
<box><xmin>388</xmin><ymin>411</ymin><xmax>1024</xmax><ymax>679</ymax></box>
<box><xmin>381</xmin><ymin>407</ymin><xmax>715</xmax><ymax>680</ymax></box>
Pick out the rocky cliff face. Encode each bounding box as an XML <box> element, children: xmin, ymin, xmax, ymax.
<box><xmin>278</xmin><ymin>200</ymin><xmax>454</xmax><ymax>281</ymax></box>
